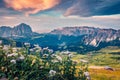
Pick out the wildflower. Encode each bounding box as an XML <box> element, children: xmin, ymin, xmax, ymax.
<box><xmin>0</xmin><ymin>45</ymin><xmax>2</xmax><ymax>48</ymax></box>
<box><xmin>56</xmin><ymin>55</ymin><xmax>62</xmax><ymax>62</ymax></box>
<box><xmin>10</xmin><ymin>59</ymin><xmax>16</xmax><ymax>64</ymax></box>
<box><xmin>0</xmin><ymin>40</ymin><xmax>2</xmax><ymax>44</ymax></box>
<box><xmin>14</xmin><ymin>77</ymin><xmax>19</xmax><ymax>80</ymax></box>
<box><xmin>84</xmin><ymin>72</ymin><xmax>90</xmax><ymax>77</ymax></box>
<box><xmin>7</xmin><ymin>53</ymin><xmax>18</xmax><ymax>57</ymax></box>
<box><xmin>18</xmin><ymin>55</ymin><xmax>25</xmax><ymax>61</ymax></box>
<box><xmin>34</xmin><ymin>44</ymin><xmax>39</xmax><ymax>47</ymax></box>
<box><xmin>42</xmin><ymin>47</ymin><xmax>49</xmax><ymax>54</ymax></box>
<box><xmin>51</xmin><ymin>60</ymin><xmax>59</xmax><ymax>63</ymax></box>
<box><xmin>39</xmin><ymin>66</ymin><xmax>44</xmax><ymax>69</ymax></box>
<box><xmin>43</xmin><ymin>54</ymin><xmax>49</xmax><ymax>58</ymax></box>
<box><xmin>86</xmin><ymin>76</ymin><xmax>91</xmax><ymax>80</ymax></box>
<box><xmin>68</xmin><ymin>54</ymin><xmax>73</xmax><ymax>58</ymax></box>
<box><xmin>48</xmin><ymin>49</ymin><xmax>53</xmax><ymax>53</ymax></box>
<box><xmin>51</xmin><ymin>54</ymin><xmax>56</xmax><ymax>58</ymax></box>
<box><xmin>36</xmin><ymin>49</ymin><xmax>41</xmax><ymax>53</ymax></box>
<box><xmin>12</xmin><ymin>48</ymin><xmax>17</xmax><ymax>53</ymax></box>
<box><xmin>49</xmin><ymin>70</ymin><xmax>56</xmax><ymax>76</ymax></box>
<box><xmin>43</xmin><ymin>47</ymin><xmax>48</xmax><ymax>50</ymax></box>
<box><xmin>24</xmin><ymin>43</ymin><xmax>30</xmax><ymax>47</ymax></box>
<box><xmin>84</xmin><ymin>72</ymin><xmax>91</xmax><ymax>80</ymax></box>
<box><xmin>61</xmin><ymin>50</ymin><xmax>71</xmax><ymax>55</ymax></box>
<box><xmin>29</xmin><ymin>49</ymin><xmax>34</xmax><ymax>52</ymax></box>
<box><xmin>34</xmin><ymin>44</ymin><xmax>41</xmax><ymax>50</ymax></box>
<box><xmin>3</xmin><ymin>45</ymin><xmax>10</xmax><ymax>50</ymax></box>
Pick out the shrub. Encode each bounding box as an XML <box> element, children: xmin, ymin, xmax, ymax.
<box><xmin>0</xmin><ymin>44</ymin><xmax>89</xmax><ymax>80</ymax></box>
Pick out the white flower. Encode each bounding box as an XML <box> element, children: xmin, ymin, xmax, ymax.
<box><xmin>30</xmin><ymin>49</ymin><xmax>34</xmax><ymax>52</ymax></box>
<box><xmin>52</xmin><ymin>60</ymin><xmax>59</xmax><ymax>63</ymax></box>
<box><xmin>34</xmin><ymin>44</ymin><xmax>39</xmax><ymax>47</ymax></box>
<box><xmin>0</xmin><ymin>40</ymin><xmax>2</xmax><ymax>44</ymax></box>
<box><xmin>51</xmin><ymin>54</ymin><xmax>56</xmax><ymax>58</ymax></box>
<box><xmin>42</xmin><ymin>47</ymin><xmax>49</xmax><ymax>54</ymax></box>
<box><xmin>12</xmin><ymin>48</ymin><xmax>17</xmax><ymax>52</ymax></box>
<box><xmin>84</xmin><ymin>72</ymin><xmax>91</xmax><ymax>80</ymax></box>
<box><xmin>84</xmin><ymin>72</ymin><xmax>90</xmax><ymax>77</ymax></box>
<box><xmin>43</xmin><ymin>54</ymin><xmax>49</xmax><ymax>58</ymax></box>
<box><xmin>24</xmin><ymin>43</ymin><xmax>30</xmax><ymax>47</ymax></box>
<box><xmin>34</xmin><ymin>46</ymin><xmax>41</xmax><ymax>51</ymax></box>
<box><xmin>43</xmin><ymin>47</ymin><xmax>48</xmax><ymax>50</ymax></box>
<box><xmin>56</xmin><ymin>55</ymin><xmax>62</xmax><ymax>62</ymax></box>
<box><xmin>39</xmin><ymin>66</ymin><xmax>44</xmax><ymax>69</ymax></box>
<box><xmin>48</xmin><ymin>49</ymin><xmax>53</xmax><ymax>53</ymax></box>
<box><xmin>3</xmin><ymin>45</ymin><xmax>10</xmax><ymax>50</ymax></box>
<box><xmin>18</xmin><ymin>56</ymin><xmax>25</xmax><ymax>60</ymax></box>
<box><xmin>36</xmin><ymin>49</ymin><xmax>41</xmax><ymax>53</ymax></box>
<box><xmin>68</xmin><ymin>54</ymin><xmax>73</xmax><ymax>58</ymax></box>
<box><xmin>61</xmin><ymin>50</ymin><xmax>71</xmax><ymax>55</ymax></box>
<box><xmin>0</xmin><ymin>45</ymin><xmax>2</xmax><ymax>48</ymax></box>
<box><xmin>86</xmin><ymin>76</ymin><xmax>91</xmax><ymax>80</ymax></box>
<box><xmin>49</xmin><ymin>70</ymin><xmax>56</xmax><ymax>76</ymax></box>
<box><xmin>7</xmin><ymin>53</ymin><xmax>18</xmax><ymax>57</ymax></box>
<box><xmin>10</xmin><ymin>59</ymin><xmax>16</xmax><ymax>64</ymax></box>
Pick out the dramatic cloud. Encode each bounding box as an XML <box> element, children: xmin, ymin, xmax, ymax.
<box><xmin>4</xmin><ymin>0</ymin><xmax>61</xmax><ymax>16</ymax></box>
<box><xmin>64</xmin><ymin>0</ymin><xmax>120</xmax><ymax>17</ymax></box>
<box><xmin>2</xmin><ymin>0</ymin><xmax>120</xmax><ymax>17</ymax></box>
<box><xmin>0</xmin><ymin>0</ymin><xmax>120</xmax><ymax>33</ymax></box>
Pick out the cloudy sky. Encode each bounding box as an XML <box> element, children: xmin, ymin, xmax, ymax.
<box><xmin>0</xmin><ymin>0</ymin><xmax>120</xmax><ymax>33</ymax></box>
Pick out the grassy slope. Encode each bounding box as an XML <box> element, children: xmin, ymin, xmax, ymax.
<box><xmin>71</xmin><ymin>46</ymin><xmax>120</xmax><ymax>80</ymax></box>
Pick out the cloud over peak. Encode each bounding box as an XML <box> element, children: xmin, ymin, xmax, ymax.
<box><xmin>4</xmin><ymin>0</ymin><xmax>61</xmax><ymax>16</ymax></box>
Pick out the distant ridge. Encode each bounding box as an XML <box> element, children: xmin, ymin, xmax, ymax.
<box><xmin>50</xmin><ymin>26</ymin><xmax>120</xmax><ymax>47</ymax></box>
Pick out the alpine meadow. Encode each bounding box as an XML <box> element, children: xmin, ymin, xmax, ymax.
<box><xmin>0</xmin><ymin>0</ymin><xmax>120</xmax><ymax>80</ymax></box>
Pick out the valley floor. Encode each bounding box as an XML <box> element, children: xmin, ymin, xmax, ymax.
<box><xmin>89</xmin><ymin>68</ymin><xmax>120</xmax><ymax>80</ymax></box>
<box><xmin>70</xmin><ymin>46</ymin><xmax>120</xmax><ymax>80</ymax></box>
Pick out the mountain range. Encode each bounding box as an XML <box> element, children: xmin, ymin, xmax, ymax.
<box><xmin>50</xmin><ymin>27</ymin><xmax>120</xmax><ymax>47</ymax></box>
<box><xmin>0</xmin><ymin>23</ymin><xmax>120</xmax><ymax>53</ymax></box>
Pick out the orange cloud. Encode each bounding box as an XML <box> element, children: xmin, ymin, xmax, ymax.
<box><xmin>64</xmin><ymin>7</ymin><xmax>73</xmax><ymax>17</ymax></box>
<box><xmin>4</xmin><ymin>0</ymin><xmax>61</xmax><ymax>16</ymax></box>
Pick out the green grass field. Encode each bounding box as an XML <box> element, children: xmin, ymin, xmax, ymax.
<box><xmin>70</xmin><ymin>46</ymin><xmax>120</xmax><ymax>80</ymax></box>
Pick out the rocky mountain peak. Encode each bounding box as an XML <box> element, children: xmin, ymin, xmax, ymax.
<box><xmin>12</xmin><ymin>23</ymin><xmax>33</xmax><ymax>37</ymax></box>
<box><xmin>17</xmin><ymin>23</ymin><xmax>32</xmax><ymax>30</ymax></box>
<box><xmin>50</xmin><ymin>26</ymin><xmax>99</xmax><ymax>36</ymax></box>
<box><xmin>50</xmin><ymin>26</ymin><xmax>120</xmax><ymax>47</ymax></box>
<box><xmin>0</xmin><ymin>23</ymin><xmax>33</xmax><ymax>38</ymax></box>
<box><xmin>0</xmin><ymin>26</ymin><xmax>12</xmax><ymax>37</ymax></box>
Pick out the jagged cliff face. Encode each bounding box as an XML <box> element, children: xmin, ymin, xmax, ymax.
<box><xmin>0</xmin><ymin>23</ymin><xmax>33</xmax><ymax>38</ymax></box>
<box><xmin>50</xmin><ymin>27</ymin><xmax>99</xmax><ymax>36</ymax></box>
<box><xmin>50</xmin><ymin>27</ymin><xmax>120</xmax><ymax>47</ymax></box>
<box><xmin>12</xmin><ymin>23</ymin><xmax>33</xmax><ymax>37</ymax></box>
<box><xmin>0</xmin><ymin>26</ymin><xmax>12</xmax><ymax>37</ymax></box>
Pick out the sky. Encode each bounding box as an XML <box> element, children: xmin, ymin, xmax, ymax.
<box><xmin>0</xmin><ymin>0</ymin><xmax>120</xmax><ymax>33</ymax></box>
